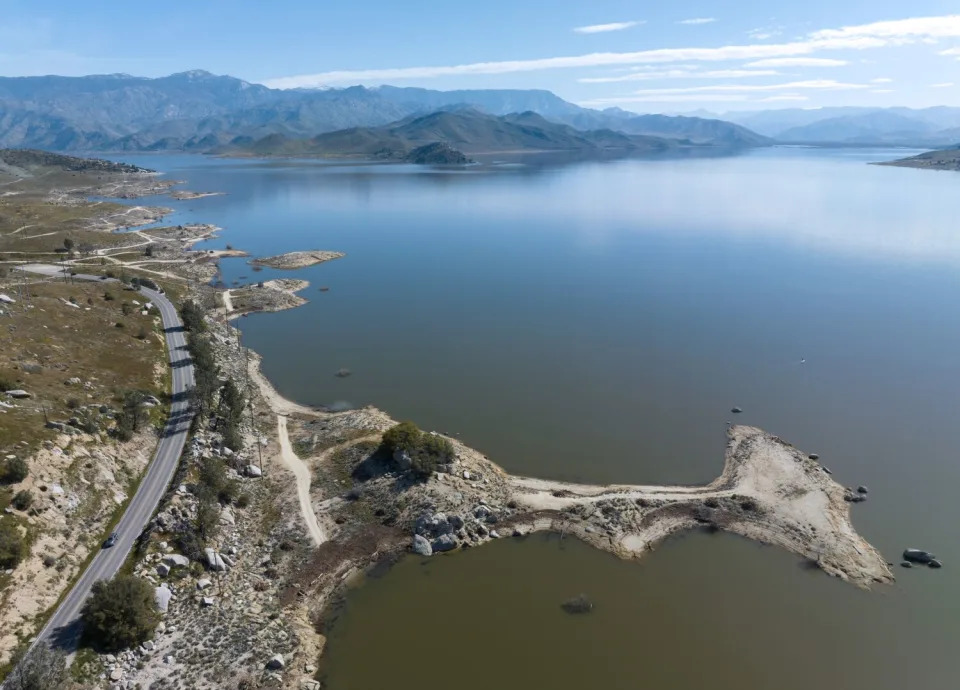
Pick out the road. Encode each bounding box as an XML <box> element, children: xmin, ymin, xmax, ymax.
<box><xmin>13</xmin><ymin>264</ymin><xmax>196</xmax><ymax>654</ymax></box>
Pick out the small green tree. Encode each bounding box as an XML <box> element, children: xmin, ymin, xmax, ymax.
<box><xmin>62</xmin><ymin>237</ymin><xmax>74</xmax><ymax>253</ymax></box>
<box><xmin>180</xmin><ymin>300</ymin><xmax>206</xmax><ymax>333</ymax></box>
<box><xmin>382</xmin><ymin>421</ymin><xmax>422</xmax><ymax>454</ymax></box>
<box><xmin>0</xmin><ymin>519</ymin><xmax>27</xmax><ymax>568</ymax></box>
<box><xmin>80</xmin><ymin>575</ymin><xmax>160</xmax><ymax>652</ymax></box>
<box><xmin>0</xmin><ymin>456</ymin><xmax>29</xmax><ymax>484</ymax></box>
<box><xmin>12</xmin><ymin>490</ymin><xmax>33</xmax><ymax>511</ymax></box>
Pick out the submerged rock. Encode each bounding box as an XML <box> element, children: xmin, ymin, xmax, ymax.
<box><xmin>928</xmin><ymin>559</ymin><xmax>943</xmax><ymax>569</ymax></box>
<box><xmin>903</xmin><ymin>549</ymin><xmax>936</xmax><ymax>564</ymax></box>
<box><xmin>561</xmin><ymin>594</ymin><xmax>594</xmax><ymax>615</ymax></box>
<box><xmin>731</xmin><ymin>407</ymin><xmax>743</xmax><ymax>414</ymax></box>
<box><xmin>432</xmin><ymin>534</ymin><xmax>458</xmax><ymax>552</ymax></box>
<box><xmin>857</xmin><ymin>486</ymin><xmax>869</xmax><ymax>494</ymax></box>
<box><xmin>900</xmin><ymin>561</ymin><xmax>913</xmax><ymax>568</ymax></box>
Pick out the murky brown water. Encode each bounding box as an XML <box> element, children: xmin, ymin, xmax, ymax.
<box><xmin>115</xmin><ymin>149</ymin><xmax>960</xmax><ymax>688</ymax></box>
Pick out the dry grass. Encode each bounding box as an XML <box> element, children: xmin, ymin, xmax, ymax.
<box><xmin>0</xmin><ymin>279</ymin><xmax>166</xmax><ymax>454</ymax></box>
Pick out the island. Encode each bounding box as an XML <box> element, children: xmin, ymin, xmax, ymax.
<box><xmin>249</xmin><ymin>250</ymin><xmax>345</xmax><ymax>269</ymax></box>
<box><xmin>879</xmin><ymin>146</ymin><xmax>960</xmax><ymax>171</ymax></box>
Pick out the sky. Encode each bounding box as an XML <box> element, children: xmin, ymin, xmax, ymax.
<box><xmin>1</xmin><ymin>0</ymin><xmax>959</xmax><ymax>112</ymax></box>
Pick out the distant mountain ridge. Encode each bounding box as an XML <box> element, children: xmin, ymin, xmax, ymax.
<box><xmin>215</xmin><ymin>109</ymin><xmax>681</xmax><ymax>159</ymax></box>
<box><xmin>718</xmin><ymin>106</ymin><xmax>960</xmax><ymax>146</ymax></box>
<box><xmin>0</xmin><ymin>70</ymin><xmax>767</xmax><ymax>152</ymax></box>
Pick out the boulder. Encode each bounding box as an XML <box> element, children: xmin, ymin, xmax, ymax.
<box><xmin>204</xmin><ymin>547</ymin><xmax>228</xmax><ymax>571</ymax></box>
<box><xmin>432</xmin><ymin>534</ymin><xmax>458</xmax><ymax>553</ymax></box>
<box><xmin>412</xmin><ymin>534</ymin><xmax>433</xmax><ymax>557</ymax></box>
<box><xmin>201</xmin><ymin>597</ymin><xmax>215</xmax><ymax>607</ymax></box>
<box><xmin>245</xmin><ymin>464</ymin><xmax>262</xmax><ymax>478</ymax></box>
<box><xmin>856</xmin><ymin>486</ymin><xmax>869</xmax><ymax>494</ymax></box>
<box><xmin>156</xmin><ymin>563</ymin><xmax>170</xmax><ymax>577</ymax></box>
<box><xmin>266</xmin><ymin>654</ymin><xmax>285</xmax><ymax>670</ymax></box>
<box><xmin>163</xmin><ymin>554</ymin><xmax>190</xmax><ymax>568</ymax></box>
<box><xmin>928</xmin><ymin>559</ymin><xmax>943</xmax><ymax>569</ymax></box>
<box><xmin>5</xmin><ymin>390</ymin><xmax>32</xmax><ymax>399</ymax></box>
<box><xmin>731</xmin><ymin>407</ymin><xmax>743</xmax><ymax>414</ymax></box>
<box><xmin>393</xmin><ymin>449</ymin><xmax>412</xmax><ymax>471</ymax></box>
<box><xmin>900</xmin><ymin>561</ymin><xmax>913</xmax><ymax>568</ymax></box>
<box><xmin>154</xmin><ymin>586</ymin><xmax>172</xmax><ymax>613</ymax></box>
<box><xmin>197</xmin><ymin>578</ymin><xmax>212</xmax><ymax>590</ymax></box>
<box><xmin>903</xmin><ymin>549</ymin><xmax>935</xmax><ymax>564</ymax></box>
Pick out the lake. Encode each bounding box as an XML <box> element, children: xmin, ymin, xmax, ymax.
<box><xmin>113</xmin><ymin>147</ymin><xmax>960</xmax><ymax>688</ymax></box>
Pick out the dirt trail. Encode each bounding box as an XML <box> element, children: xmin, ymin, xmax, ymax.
<box><xmin>222</xmin><ymin>289</ymin><xmax>233</xmax><ymax>314</ymax></box>
<box><xmin>276</xmin><ymin>415</ymin><xmax>326</xmax><ymax>545</ymax></box>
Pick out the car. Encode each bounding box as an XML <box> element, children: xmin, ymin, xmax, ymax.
<box><xmin>103</xmin><ymin>532</ymin><xmax>119</xmax><ymax>548</ymax></box>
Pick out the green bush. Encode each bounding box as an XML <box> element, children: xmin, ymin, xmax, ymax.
<box><xmin>12</xmin><ymin>490</ymin><xmax>32</xmax><ymax>511</ymax></box>
<box><xmin>80</xmin><ymin>575</ymin><xmax>160</xmax><ymax>652</ymax></box>
<box><xmin>0</xmin><ymin>456</ymin><xmax>29</xmax><ymax>484</ymax></box>
<box><xmin>0</xmin><ymin>519</ymin><xmax>27</xmax><ymax>568</ymax></box>
<box><xmin>381</xmin><ymin>422</ymin><xmax>454</xmax><ymax>479</ymax></box>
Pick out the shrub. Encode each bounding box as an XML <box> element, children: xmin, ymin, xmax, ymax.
<box><xmin>381</xmin><ymin>422</ymin><xmax>454</xmax><ymax>479</ymax></box>
<box><xmin>0</xmin><ymin>456</ymin><xmax>29</xmax><ymax>484</ymax></box>
<box><xmin>382</xmin><ymin>421</ymin><xmax>422</xmax><ymax>454</ymax></box>
<box><xmin>136</xmin><ymin>326</ymin><xmax>150</xmax><ymax>340</ymax></box>
<box><xmin>80</xmin><ymin>575</ymin><xmax>160</xmax><ymax>652</ymax></box>
<box><xmin>0</xmin><ymin>374</ymin><xmax>14</xmax><ymax>392</ymax></box>
<box><xmin>0</xmin><ymin>519</ymin><xmax>27</xmax><ymax>568</ymax></box>
<box><xmin>5</xmin><ymin>642</ymin><xmax>68</xmax><ymax>690</ymax></box>
<box><xmin>12</xmin><ymin>490</ymin><xmax>33</xmax><ymax>510</ymax></box>
<box><xmin>103</xmin><ymin>291</ymin><xmax>115</xmax><ymax>301</ymax></box>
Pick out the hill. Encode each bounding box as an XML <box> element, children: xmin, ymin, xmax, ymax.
<box><xmin>0</xmin><ymin>148</ymin><xmax>150</xmax><ymax>177</ymax></box>
<box><xmin>0</xmin><ymin>71</ymin><xmax>766</xmax><ymax>152</ymax></box>
<box><xmin>215</xmin><ymin>109</ymin><xmax>679</xmax><ymax>160</ymax></box>
<box><xmin>879</xmin><ymin>146</ymin><xmax>960</xmax><ymax>171</ymax></box>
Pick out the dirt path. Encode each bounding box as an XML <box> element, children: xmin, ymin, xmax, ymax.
<box><xmin>222</xmin><ymin>289</ymin><xmax>233</xmax><ymax>315</ymax></box>
<box><xmin>277</xmin><ymin>415</ymin><xmax>326</xmax><ymax>545</ymax></box>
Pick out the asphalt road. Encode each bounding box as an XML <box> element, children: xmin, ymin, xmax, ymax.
<box><xmin>13</xmin><ymin>265</ymin><xmax>196</xmax><ymax>653</ymax></box>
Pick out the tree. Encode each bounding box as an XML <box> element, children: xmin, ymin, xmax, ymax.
<box><xmin>180</xmin><ymin>300</ymin><xmax>206</xmax><ymax>333</ymax></box>
<box><xmin>0</xmin><ymin>519</ymin><xmax>27</xmax><ymax>568</ymax></box>
<box><xmin>381</xmin><ymin>421</ymin><xmax>454</xmax><ymax>479</ymax></box>
<box><xmin>144</xmin><ymin>245</ymin><xmax>153</xmax><ymax>257</ymax></box>
<box><xmin>382</xmin><ymin>421</ymin><xmax>422</xmax><ymax>454</ymax></box>
<box><xmin>0</xmin><ymin>456</ymin><xmax>29</xmax><ymax>484</ymax></box>
<box><xmin>5</xmin><ymin>642</ymin><xmax>68</xmax><ymax>690</ymax></box>
<box><xmin>62</xmin><ymin>237</ymin><xmax>74</xmax><ymax>253</ymax></box>
<box><xmin>80</xmin><ymin>575</ymin><xmax>160</xmax><ymax>652</ymax></box>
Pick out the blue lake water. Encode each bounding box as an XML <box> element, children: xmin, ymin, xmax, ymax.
<box><xmin>110</xmin><ymin>148</ymin><xmax>960</xmax><ymax>688</ymax></box>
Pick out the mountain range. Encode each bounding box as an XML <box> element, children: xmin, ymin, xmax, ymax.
<box><xmin>0</xmin><ymin>70</ymin><xmax>767</xmax><ymax>153</ymax></box>
<box><xmin>216</xmin><ymin>109</ymin><xmax>680</xmax><ymax>159</ymax></box>
<box><xmin>717</xmin><ymin>107</ymin><xmax>960</xmax><ymax>146</ymax></box>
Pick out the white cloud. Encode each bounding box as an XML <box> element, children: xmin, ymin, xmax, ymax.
<box><xmin>930</xmin><ymin>82</ymin><xmax>954</xmax><ymax>87</ymax></box>
<box><xmin>581</xmin><ymin>94</ymin><xmax>751</xmax><ymax>106</ymax></box>
<box><xmin>871</xmin><ymin>89</ymin><xmax>894</xmax><ymax>93</ymax></box>
<box><xmin>748</xmin><ymin>26</ymin><xmax>784</xmax><ymax>41</ymax></box>
<box><xmin>811</xmin><ymin>15</ymin><xmax>960</xmax><ymax>41</ymax></box>
<box><xmin>264</xmin><ymin>14</ymin><xmax>960</xmax><ymax>88</ymax></box>
<box><xmin>757</xmin><ymin>95</ymin><xmax>810</xmax><ymax>102</ymax></box>
<box><xmin>871</xmin><ymin>77</ymin><xmax>893</xmax><ymax>83</ymax></box>
<box><xmin>679</xmin><ymin>18</ymin><xmax>717</xmax><ymax>25</ymax></box>
<box><xmin>628</xmin><ymin>80</ymin><xmax>871</xmax><ymax>95</ymax></box>
<box><xmin>579</xmin><ymin>68</ymin><xmax>778</xmax><ymax>84</ymax></box>
<box><xmin>574</xmin><ymin>21</ymin><xmax>642</xmax><ymax>34</ymax></box>
<box><xmin>746</xmin><ymin>57</ymin><xmax>847</xmax><ymax>67</ymax></box>
<box><xmin>939</xmin><ymin>47</ymin><xmax>960</xmax><ymax>55</ymax></box>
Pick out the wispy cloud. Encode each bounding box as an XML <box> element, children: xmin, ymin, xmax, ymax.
<box><xmin>579</xmin><ymin>68</ymin><xmax>778</xmax><ymax>84</ymax></box>
<box><xmin>582</xmin><ymin>94</ymin><xmax>751</xmax><ymax>106</ymax></box>
<box><xmin>871</xmin><ymin>77</ymin><xmax>893</xmax><ymax>83</ymax></box>
<box><xmin>679</xmin><ymin>18</ymin><xmax>717</xmax><ymax>26</ymax></box>
<box><xmin>939</xmin><ymin>47</ymin><xmax>960</xmax><ymax>55</ymax></box>
<box><xmin>746</xmin><ymin>57</ymin><xmax>847</xmax><ymax>67</ymax></box>
<box><xmin>871</xmin><ymin>89</ymin><xmax>894</xmax><ymax>93</ymax></box>
<box><xmin>574</xmin><ymin>21</ymin><xmax>642</xmax><ymax>34</ymax></box>
<box><xmin>748</xmin><ymin>26</ymin><xmax>783</xmax><ymax>40</ymax></box>
<box><xmin>626</xmin><ymin>80</ymin><xmax>871</xmax><ymax>95</ymax></box>
<box><xmin>930</xmin><ymin>82</ymin><xmax>954</xmax><ymax>87</ymax></box>
<box><xmin>264</xmin><ymin>14</ymin><xmax>960</xmax><ymax>88</ymax></box>
<box><xmin>758</xmin><ymin>95</ymin><xmax>809</xmax><ymax>102</ymax></box>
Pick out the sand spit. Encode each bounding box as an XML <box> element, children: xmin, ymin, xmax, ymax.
<box><xmin>249</xmin><ymin>250</ymin><xmax>344</xmax><ymax>270</ymax></box>
<box><xmin>508</xmin><ymin>426</ymin><xmax>893</xmax><ymax>589</ymax></box>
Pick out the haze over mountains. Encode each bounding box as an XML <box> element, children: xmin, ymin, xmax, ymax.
<box><xmin>718</xmin><ymin>107</ymin><xmax>960</xmax><ymax>146</ymax></box>
<box><xmin>0</xmin><ymin>70</ymin><xmax>766</xmax><ymax>153</ymax></box>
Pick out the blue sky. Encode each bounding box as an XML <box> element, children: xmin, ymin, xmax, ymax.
<box><xmin>2</xmin><ymin>0</ymin><xmax>959</xmax><ymax>112</ymax></box>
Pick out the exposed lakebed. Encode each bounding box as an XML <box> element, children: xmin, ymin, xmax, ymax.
<box><xmin>109</xmin><ymin>148</ymin><xmax>960</xmax><ymax>688</ymax></box>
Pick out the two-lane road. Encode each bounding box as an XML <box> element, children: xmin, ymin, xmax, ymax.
<box><xmin>13</xmin><ymin>265</ymin><xmax>196</xmax><ymax>653</ymax></box>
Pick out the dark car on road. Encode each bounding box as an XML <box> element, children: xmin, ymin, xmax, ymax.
<box><xmin>103</xmin><ymin>532</ymin><xmax>119</xmax><ymax>548</ymax></box>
